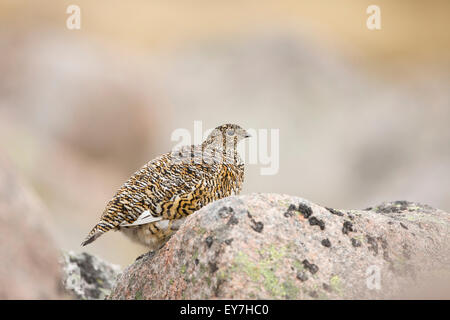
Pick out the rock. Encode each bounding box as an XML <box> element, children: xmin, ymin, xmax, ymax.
<box><xmin>0</xmin><ymin>156</ymin><xmax>65</xmax><ymax>299</ymax></box>
<box><xmin>1</xmin><ymin>33</ymin><xmax>157</xmax><ymax>171</ymax></box>
<box><xmin>61</xmin><ymin>251</ymin><xmax>121</xmax><ymax>300</ymax></box>
<box><xmin>109</xmin><ymin>194</ymin><xmax>450</xmax><ymax>299</ymax></box>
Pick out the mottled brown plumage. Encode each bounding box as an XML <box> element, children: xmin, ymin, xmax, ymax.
<box><xmin>81</xmin><ymin>124</ymin><xmax>250</xmax><ymax>250</ymax></box>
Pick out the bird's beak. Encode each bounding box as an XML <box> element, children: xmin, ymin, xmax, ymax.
<box><xmin>245</xmin><ymin>133</ymin><xmax>251</xmax><ymax>138</ymax></box>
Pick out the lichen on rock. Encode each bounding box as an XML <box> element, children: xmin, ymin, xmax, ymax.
<box><xmin>106</xmin><ymin>193</ymin><xmax>450</xmax><ymax>299</ymax></box>
<box><xmin>61</xmin><ymin>251</ymin><xmax>121</xmax><ymax>300</ymax></box>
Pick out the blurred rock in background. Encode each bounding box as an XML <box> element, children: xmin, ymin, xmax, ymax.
<box><xmin>61</xmin><ymin>251</ymin><xmax>121</xmax><ymax>300</ymax></box>
<box><xmin>0</xmin><ymin>1</ymin><xmax>449</xmax><ymax>269</ymax></box>
<box><xmin>0</xmin><ymin>156</ymin><xmax>66</xmax><ymax>299</ymax></box>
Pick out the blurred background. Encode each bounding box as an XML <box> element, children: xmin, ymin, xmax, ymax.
<box><xmin>0</xmin><ymin>0</ymin><xmax>449</xmax><ymax>269</ymax></box>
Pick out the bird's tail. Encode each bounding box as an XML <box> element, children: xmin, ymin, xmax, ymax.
<box><xmin>81</xmin><ymin>202</ymin><xmax>124</xmax><ymax>246</ymax></box>
<box><xmin>81</xmin><ymin>225</ymin><xmax>104</xmax><ymax>246</ymax></box>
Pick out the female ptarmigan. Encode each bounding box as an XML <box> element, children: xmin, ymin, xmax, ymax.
<box><xmin>81</xmin><ymin>124</ymin><xmax>250</xmax><ymax>250</ymax></box>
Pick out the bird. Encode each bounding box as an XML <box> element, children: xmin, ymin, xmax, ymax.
<box><xmin>81</xmin><ymin>123</ymin><xmax>250</xmax><ymax>250</ymax></box>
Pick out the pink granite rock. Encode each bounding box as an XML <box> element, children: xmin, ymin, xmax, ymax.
<box><xmin>109</xmin><ymin>193</ymin><xmax>450</xmax><ymax>299</ymax></box>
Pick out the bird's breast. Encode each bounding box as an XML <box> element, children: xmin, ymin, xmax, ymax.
<box><xmin>120</xmin><ymin>217</ymin><xmax>186</xmax><ymax>250</ymax></box>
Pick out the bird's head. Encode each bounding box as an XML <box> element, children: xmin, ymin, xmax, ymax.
<box><xmin>203</xmin><ymin>124</ymin><xmax>251</xmax><ymax>148</ymax></box>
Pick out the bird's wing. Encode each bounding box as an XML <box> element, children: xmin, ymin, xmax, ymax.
<box><xmin>119</xmin><ymin>210</ymin><xmax>163</xmax><ymax>227</ymax></box>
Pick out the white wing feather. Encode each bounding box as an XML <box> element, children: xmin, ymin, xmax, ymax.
<box><xmin>119</xmin><ymin>210</ymin><xmax>163</xmax><ymax>227</ymax></box>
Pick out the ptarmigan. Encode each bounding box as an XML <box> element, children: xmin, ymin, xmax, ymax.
<box><xmin>81</xmin><ymin>124</ymin><xmax>250</xmax><ymax>250</ymax></box>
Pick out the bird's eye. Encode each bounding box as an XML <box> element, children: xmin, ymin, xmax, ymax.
<box><xmin>227</xmin><ymin>129</ymin><xmax>235</xmax><ymax>136</ymax></box>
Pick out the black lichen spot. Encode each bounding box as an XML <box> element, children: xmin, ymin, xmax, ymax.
<box><xmin>326</xmin><ymin>207</ymin><xmax>344</xmax><ymax>216</ymax></box>
<box><xmin>247</xmin><ymin>210</ymin><xmax>264</xmax><ymax>233</ymax></box>
<box><xmin>224</xmin><ymin>238</ymin><xmax>233</xmax><ymax>245</ymax></box>
<box><xmin>322</xmin><ymin>283</ymin><xmax>332</xmax><ymax>292</ymax></box>
<box><xmin>375</xmin><ymin>200</ymin><xmax>411</xmax><ymax>213</ymax></box>
<box><xmin>209</xmin><ymin>262</ymin><xmax>218</xmax><ymax>273</ymax></box>
<box><xmin>309</xmin><ymin>291</ymin><xmax>319</xmax><ymax>298</ymax></box>
<box><xmin>134</xmin><ymin>251</ymin><xmax>155</xmax><ymax>262</ymax></box>
<box><xmin>378</xmin><ymin>237</ymin><xmax>388</xmax><ymax>250</ymax></box>
<box><xmin>364</xmin><ymin>207</ymin><xmax>373</xmax><ymax>211</ymax></box>
<box><xmin>366</xmin><ymin>235</ymin><xmax>378</xmax><ymax>256</ymax></box>
<box><xmin>284</xmin><ymin>204</ymin><xmax>297</xmax><ymax>217</ymax></box>
<box><xmin>205</xmin><ymin>236</ymin><xmax>213</xmax><ymax>248</ymax></box>
<box><xmin>351</xmin><ymin>238</ymin><xmax>362</xmax><ymax>247</ymax></box>
<box><xmin>392</xmin><ymin>201</ymin><xmax>409</xmax><ymax>212</ymax></box>
<box><xmin>284</xmin><ymin>211</ymin><xmax>293</xmax><ymax>218</ymax></box>
<box><xmin>251</xmin><ymin>221</ymin><xmax>264</xmax><ymax>233</ymax></box>
<box><xmin>227</xmin><ymin>215</ymin><xmax>239</xmax><ymax>226</ymax></box>
<box><xmin>309</xmin><ymin>217</ymin><xmax>325</xmax><ymax>230</ymax></box>
<box><xmin>377</xmin><ymin>237</ymin><xmax>391</xmax><ymax>261</ymax></box>
<box><xmin>298</xmin><ymin>203</ymin><xmax>313</xmax><ymax>218</ymax></box>
<box><xmin>296</xmin><ymin>271</ymin><xmax>308</xmax><ymax>282</ymax></box>
<box><xmin>135</xmin><ymin>253</ymin><xmax>146</xmax><ymax>262</ymax></box>
<box><xmin>302</xmin><ymin>259</ymin><xmax>319</xmax><ymax>274</ymax></box>
<box><xmin>400</xmin><ymin>222</ymin><xmax>408</xmax><ymax>230</ymax></box>
<box><xmin>194</xmin><ymin>258</ymin><xmax>199</xmax><ymax>265</ymax></box>
<box><xmin>321</xmin><ymin>238</ymin><xmax>331</xmax><ymax>248</ymax></box>
<box><xmin>214</xmin><ymin>280</ymin><xmax>225</xmax><ymax>297</ymax></box>
<box><xmin>402</xmin><ymin>243</ymin><xmax>411</xmax><ymax>259</ymax></box>
<box><xmin>218</xmin><ymin>206</ymin><xmax>234</xmax><ymax>218</ymax></box>
<box><xmin>342</xmin><ymin>221</ymin><xmax>354</xmax><ymax>234</ymax></box>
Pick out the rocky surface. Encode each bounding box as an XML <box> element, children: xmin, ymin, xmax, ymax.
<box><xmin>61</xmin><ymin>251</ymin><xmax>121</xmax><ymax>300</ymax></box>
<box><xmin>0</xmin><ymin>156</ymin><xmax>66</xmax><ymax>299</ymax></box>
<box><xmin>109</xmin><ymin>193</ymin><xmax>450</xmax><ymax>299</ymax></box>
